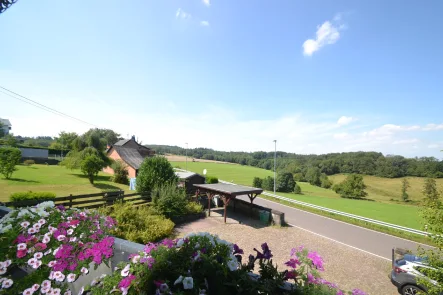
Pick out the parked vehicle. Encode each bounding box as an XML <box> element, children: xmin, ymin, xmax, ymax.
<box><xmin>390</xmin><ymin>247</ymin><xmax>441</xmax><ymax>295</ymax></box>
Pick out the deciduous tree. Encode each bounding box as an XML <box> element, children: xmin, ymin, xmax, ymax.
<box><xmin>136</xmin><ymin>157</ymin><xmax>177</xmax><ymax>195</ymax></box>
<box><xmin>401</xmin><ymin>178</ymin><xmax>410</xmax><ymax>202</ymax></box>
<box><xmin>276</xmin><ymin>172</ymin><xmax>295</xmax><ymax>193</ymax></box>
<box><xmin>0</xmin><ymin>147</ymin><xmax>21</xmax><ymax>179</ymax></box>
<box><xmin>80</xmin><ymin>154</ymin><xmax>105</xmax><ymax>184</ymax></box>
<box><xmin>333</xmin><ymin>174</ymin><xmax>368</xmax><ymax>199</ymax></box>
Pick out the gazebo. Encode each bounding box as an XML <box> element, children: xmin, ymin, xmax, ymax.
<box><xmin>193</xmin><ymin>183</ymin><xmax>263</xmax><ymax>223</ymax></box>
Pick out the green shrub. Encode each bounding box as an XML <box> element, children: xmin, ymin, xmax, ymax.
<box><xmin>111</xmin><ymin>160</ymin><xmax>129</xmax><ymax>185</ymax></box>
<box><xmin>184</xmin><ymin>201</ymin><xmax>203</xmax><ymax>214</ymax></box>
<box><xmin>294</xmin><ymin>184</ymin><xmax>302</xmax><ymax>194</ymax></box>
<box><xmin>137</xmin><ymin>156</ymin><xmax>177</xmax><ymax>195</ymax></box>
<box><xmin>0</xmin><ymin>147</ymin><xmax>21</xmax><ymax>179</ymax></box>
<box><xmin>23</xmin><ymin>159</ymin><xmax>35</xmax><ymax>166</ymax></box>
<box><xmin>276</xmin><ymin>172</ymin><xmax>295</xmax><ymax>193</ymax></box>
<box><xmin>151</xmin><ymin>183</ymin><xmax>189</xmax><ymax>218</ymax></box>
<box><xmin>252</xmin><ymin>177</ymin><xmax>263</xmax><ymax>188</ymax></box>
<box><xmin>99</xmin><ymin>201</ymin><xmax>174</xmax><ymax>244</ymax></box>
<box><xmin>10</xmin><ymin>191</ymin><xmax>56</xmax><ymax>202</ymax></box>
<box><xmin>320</xmin><ymin>173</ymin><xmax>332</xmax><ymax>189</ymax></box>
<box><xmin>262</xmin><ymin>176</ymin><xmax>274</xmax><ymax>191</ymax></box>
<box><xmin>205</xmin><ymin>175</ymin><xmax>219</xmax><ymax>184</ymax></box>
<box><xmin>333</xmin><ymin>174</ymin><xmax>368</xmax><ymax>199</ymax></box>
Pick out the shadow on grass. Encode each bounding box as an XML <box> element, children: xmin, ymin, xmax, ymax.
<box><xmin>71</xmin><ymin>174</ymin><xmax>112</xmax><ymax>182</ymax></box>
<box><xmin>93</xmin><ymin>183</ymin><xmax>122</xmax><ymax>192</ymax></box>
<box><xmin>8</xmin><ymin>178</ymin><xmax>40</xmax><ymax>184</ymax></box>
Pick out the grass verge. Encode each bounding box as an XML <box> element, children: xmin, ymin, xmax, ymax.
<box><xmin>259</xmin><ymin>194</ymin><xmax>436</xmax><ymax>247</ymax></box>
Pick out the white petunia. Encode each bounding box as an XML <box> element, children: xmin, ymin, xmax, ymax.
<box><xmin>53</xmin><ymin>247</ymin><xmax>60</xmax><ymax>256</ymax></box>
<box><xmin>42</xmin><ymin>236</ymin><xmax>51</xmax><ymax>244</ymax></box>
<box><xmin>81</xmin><ymin>267</ymin><xmax>89</xmax><ymax>274</ymax></box>
<box><xmin>22</xmin><ymin>287</ymin><xmax>34</xmax><ymax>295</ymax></box>
<box><xmin>20</xmin><ymin>221</ymin><xmax>30</xmax><ymax>228</ymax></box>
<box><xmin>40</xmin><ymin>287</ymin><xmax>50</xmax><ymax>294</ymax></box>
<box><xmin>56</xmin><ymin>235</ymin><xmax>66</xmax><ymax>241</ymax></box>
<box><xmin>0</xmin><ymin>224</ymin><xmax>12</xmax><ymax>233</ymax></box>
<box><xmin>67</xmin><ymin>229</ymin><xmax>74</xmax><ymax>235</ymax></box>
<box><xmin>28</xmin><ymin>227</ymin><xmax>37</xmax><ymax>234</ymax></box>
<box><xmin>0</xmin><ymin>267</ymin><xmax>6</xmax><ymax>275</ymax></box>
<box><xmin>183</xmin><ymin>276</ymin><xmax>194</xmax><ymax>290</ymax></box>
<box><xmin>53</xmin><ymin>271</ymin><xmax>65</xmax><ymax>282</ymax></box>
<box><xmin>33</xmin><ymin>223</ymin><xmax>41</xmax><ymax>230</ymax></box>
<box><xmin>227</xmin><ymin>258</ymin><xmax>239</xmax><ymax>271</ymax></box>
<box><xmin>34</xmin><ymin>252</ymin><xmax>43</xmax><ymax>259</ymax></box>
<box><xmin>176</xmin><ymin>238</ymin><xmax>184</xmax><ymax>247</ymax></box>
<box><xmin>5</xmin><ymin>260</ymin><xmax>11</xmax><ymax>267</ymax></box>
<box><xmin>52</xmin><ymin>288</ymin><xmax>61</xmax><ymax>295</ymax></box>
<box><xmin>38</xmin><ymin>218</ymin><xmax>46</xmax><ymax>225</ymax></box>
<box><xmin>1</xmin><ymin>278</ymin><xmax>13</xmax><ymax>288</ymax></box>
<box><xmin>69</xmin><ymin>237</ymin><xmax>77</xmax><ymax>242</ymax></box>
<box><xmin>32</xmin><ymin>283</ymin><xmax>40</xmax><ymax>291</ymax></box>
<box><xmin>18</xmin><ymin>209</ymin><xmax>34</xmax><ymax>218</ymax></box>
<box><xmin>32</xmin><ymin>260</ymin><xmax>42</xmax><ymax>269</ymax></box>
<box><xmin>64</xmin><ymin>291</ymin><xmax>72</xmax><ymax>295</ymax></box>
<box><xmin>48</xmin><ymin>260</ymin><xmax>56</xmax><ymax>267</ymax></box>
<box><xmin>174</xmin><ymin>275</ymin><xmax>183</xmax><ymax>285</ymax></box>
<box><xmin>78</xmin><ymin>286</ymin><xmax>85</xmax><ymax>295</ymax></box>
<box><xmin>44</xmin><ymin>249</ymin><xmax>52</xmax><ymax>256</ymax></box>
<box><xmin>131</xmin><ymin>255</ymin><xmax>140</xmax><ymax>263</ymax></box>
<box><xmin>120</xmin><ymin>264</ymin><xmax>130</xmax><ymax>277</ymax></box>
<box><xmin>17</xmin><ymin>243</ymin><xmax>27</xmax><ymax>250</ymax></box>
<box><xmin>67</xmin><ymin>273</ymin><xmax>76</xmax><ymax>283</ymax></box>
<box><xmin>41</xmin><ymin>280</ymin><xmax>51</xmax><ymax>289</ymax></box>
<box><xmin>28</xmin><ymin>258</ymin><xmax>37</xmax><ymax>267</ymax></box>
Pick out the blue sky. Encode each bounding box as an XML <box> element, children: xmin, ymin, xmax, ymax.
<box><xmin>1</xmin><ymin>0</ymin><xmax>442</xmax><ymax>157</ymax></box>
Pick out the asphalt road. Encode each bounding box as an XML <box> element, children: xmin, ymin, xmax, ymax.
<box><xmin>237</xmin><ymin>195</ymin><xmax>429</xmax><ymax>261</ymax></box>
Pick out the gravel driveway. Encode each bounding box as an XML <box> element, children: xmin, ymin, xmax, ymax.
<box><xmin>175</xmin><ymin>210</ymin><xmax>398</xmax><ymax>295</ymax></box>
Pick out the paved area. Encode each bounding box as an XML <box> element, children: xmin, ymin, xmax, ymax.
<box><xmin>175</xmin><ymin>209</ymin><xmax>399</xmax><ymax>295</ymax></box>
<box><xmin>237</xmin><ymin>195</ymin><xmax>429</xmax><ymax>260</ymax></box>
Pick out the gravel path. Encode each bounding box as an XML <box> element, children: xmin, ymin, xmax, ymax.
<box><xmin>175</xmin><ymin>211</ymin><xmax>398</xmax><ymax>295</ymax></box>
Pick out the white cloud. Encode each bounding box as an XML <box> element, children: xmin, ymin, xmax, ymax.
<box><xmin>200</xmin><ymin>21</ymin><xmax>210</xmax><ymax>26</ymax></box>
<box><xmin>337</xmin><ymin>116</ymin><xmax>355</xmax><ymax>126</ymax></box>
<box><xmin>202</xmin><ymin>0</ymin><xmax>210</xmax><ymax>7</ymax></box>
<box><xmin>176</xmin><ymin>8</ymin><xmax>191</xmax><ymax>19</ymax></box>
<box><xmin>422</xmin><ymin>123</ymin><xmax>443</xmax><ymax>131</ymax></box>
<box><xmin>366</xmin><ymin>124</ymin><xmax>420</xmax><ymax>138</ymax></box>
<box><xmin>303</xmin><ymin>18</ymin><xmax>344</xmax><ymax>56</ymax></box>
<box><xmin>392</xmin><ymin>138</ymin><xmax>419</xmax><ymax>145</ymax></box>
<box><xmin>428</xmin><ymin>144</ymin><xmax>439</xmax><ymax>149</ymax></box>
<box><xmin>333</xmin><ymin>132</ymin><xmax>350</xmax><ymax>139</ymax></box>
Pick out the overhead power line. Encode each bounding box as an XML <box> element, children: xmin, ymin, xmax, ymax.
<box><xmin>0</xmin><ymin>86</ymin><xmax>99</xmax><ymax>128</ymax></box>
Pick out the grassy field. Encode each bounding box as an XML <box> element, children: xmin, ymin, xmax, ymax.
<box><xmin>0</xmin><ymin>164</ymin><xmax>127</xmax><ymax>202</ymax></box>
<box><xmin>171</xmin><ymin>161</ymin><xmax>424</xmax><ymax>229</ymax></box>
<box><xmin>330</xmin><ymin>174</ymin><xmax>443</xmax><ymax>203</ymax></box>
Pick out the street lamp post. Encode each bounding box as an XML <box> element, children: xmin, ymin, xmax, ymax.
<box><xmin>185</xmin><ymin>143</ymin><xmax>188</xmax><ymax>170</ymax></box>
<box><xmin>273</xmin><ymin>140</ymin><xmax>277</xmax><ymax>194</ymax></box>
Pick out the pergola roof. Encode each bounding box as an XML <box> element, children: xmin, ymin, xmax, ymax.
<box><xmin>193</xmin><ymin>183</ymin><xmax>263</xmax><ymax>196</ymax></box>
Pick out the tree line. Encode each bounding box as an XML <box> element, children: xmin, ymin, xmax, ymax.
<box><xmin>148</xmin><ymin>145</ymin><xmax>443</xmax><ymax>178</ymax></box>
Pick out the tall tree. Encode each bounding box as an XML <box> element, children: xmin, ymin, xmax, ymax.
<box><xmin>276</xmin><ymin>172</ymin><xmax>295</xmax><ymax>193</ymax></box>
<box><xmin>50</xmin><ymin>131</ymin><xmax>78</xmax><ymax>150</ymax></box>
<box><xmin>423</xmin><ymin>178</ymin><xmax>439</xmax><ymax>205</ymax></box>
<box><xmin>305</xmin><ymin>167</ymin><xmax>321</xmax><ymax>186</ymax></box>
<box><xmin>80</xmin><ymin>155</ymin><xmax>105</xmax><ymax>184</ymax></box>
<box><xmin>401</xmin><ymin>178</ymin><xmax>410</xmax><ymax>202</ymax></box>
<box><xmin>333</xmin><ymin>174</ymin><xmax>368</xmax><ymax>199</ymax></box>
<box><xmin>136</xmin><ymin>157</ymin><xmax>177</xmax><ymax>195</ymax></box>
<box><xmin>0</xmin><ymin>147</ymin><xmax>21</xmax><ymax>179</ymax></box>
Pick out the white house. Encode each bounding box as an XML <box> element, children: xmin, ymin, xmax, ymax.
<box><xmin>0</xmin><ymin>118</ymin><xmax>11</xmax><ymax>135</ymax></box>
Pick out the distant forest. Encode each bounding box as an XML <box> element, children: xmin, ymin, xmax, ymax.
<box><xmin>146</xmin><ymin>145</ymin><xmax>443</xmax><ymax>179</ymax></box>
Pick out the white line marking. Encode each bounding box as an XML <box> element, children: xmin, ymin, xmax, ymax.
<box><xmin>254</xmin><ymin>196</ymin><xmax>432</xmax><ymax>248</ymax></box>
<box><xmin>287</xmin><ymin>222</ymin><xmax>391</xmax><ymax>261</ymax></box>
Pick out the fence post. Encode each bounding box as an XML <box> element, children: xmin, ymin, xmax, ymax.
<box><xmin>69</xmin><ymin>194</ymin><xmax>73</xmax><ymax>209</ymax></box>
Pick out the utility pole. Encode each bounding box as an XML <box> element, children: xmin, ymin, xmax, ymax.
<box><xmin>273</xmin><ymin>140</ymin><xmax>277</xmax><ymax>194</ymax></box>
<box><xmin>185</xmin><ymin>143</ymin><xmax>188</xmax><ymax>170</ymax></box>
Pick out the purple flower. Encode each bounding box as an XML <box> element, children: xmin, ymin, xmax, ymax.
<box><xmin>161</xmin><ymin>239</ymin><xmax>175</xmax><ymax>249</ymax></box>
<box><xmin>144</xmin><ymin>243</ymin><xmax>157</xmax><ymax>255</ymax></box>
<box><xmin>118</xmin><ymin>274</ymin><xmax>136</xmax><ymax>289</ymax></box>
<box><xmin>352</xmin><ymin>289</ymin><xmax>367</xmax><ymax>295</ymax></box>
<box><xmin>336</xmin><ymin>291</ymin><xmax>345</xmax><ymax>295</ymax></box>
<box><xmin>233</xmin><ymin>244</ymin><xmax>244</xmax><ymax>255</ymax></box>
<box><xmin>261</xmin><ymin>243</ymin><xmax>273</xmax><ymax>259</ymax></box>
<box><xmin>140</xmin><ymin>256</ymin><xmax>155</xmax><ymax>269</ymax></box>
<box><xmin>307</xmin><ymin>273</ymin><xmax>316</xmax><ymax>284</ymax></box>
<box><xmin>284</xmin><ymin>270</ymin><xmax>297</xmax><ymax>280</ymax></box>
<box><xmin>307</xmin><ymin>251</ymin><xmax>324</xmax><ymax>271</ymax></box>
<box><xmin>56</xmin><ymin>205</ymin><xmax>66</xmax><ymax>211</ymax></box>
<box><xmin>290</xmin><ymin>245</ymin><xmax>304</xmax><ymax>257</ymax></box>
<box><xmin>284</xmin><ymin>258</ymin><xmax>301</xmax><ymax>268</ymax></box>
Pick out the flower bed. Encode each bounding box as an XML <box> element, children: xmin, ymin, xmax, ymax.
<box><xmin>1</xmin><ymin>203</ymin><xmax>367</xmax><ymax>295</ymax></box>
<box><xmin>0</xmin><ymin>202</ymin><xmax>117</xmax><ymax>295</ymax></box>
<box><xmin>83</xmin><ymin>233</ymin><xmax>367</xmax><ymax>295</ymax></box>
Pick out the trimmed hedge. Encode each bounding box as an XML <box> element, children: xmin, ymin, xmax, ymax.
<box><xmin>205</xmin><ymin>175</ymin><xmax>219</xmax><ymax>184</ymax></box>
<box><xmin>10</xmin><ymin>191</ymin><xmax>56</xmax><ymax>202</ymax></box>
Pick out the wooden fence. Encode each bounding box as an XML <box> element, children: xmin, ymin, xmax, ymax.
<box><xmin>0</xmin><ymin>191</ymin><xmax>150</xmax><ymax>209</ymax></box>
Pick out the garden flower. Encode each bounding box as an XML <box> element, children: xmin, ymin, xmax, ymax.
<box><xmin>32</xmin><ymin>260</ymin><xmax>42</xmax><ymax>269</ymax></box>
<box><xmin>118</xmin><ymin>274</ymin><xmax>136</xmax><ymax>290</ymax></box>
<box><xmin>33</xmin><ymin>223</ymin><xmax>41</xmax><ymax>230</ymax></box>
<box><xmin>67</xmin><ymin>229</ymin><xmax>74</xmax><ymax>235</ymax></box>
<box><xmin>176</xmin><ymin>238</ymin><xmax>184</xmax><ymax>247</ymax></box>
<box><xmin>28</xmin><ymin>227</ymin><xmax>37</xmax><ymax>234</ymax></box>
<box><xmin>35</xmin><ymin>243</ymin><xmax>47</xmax><ymax>251</ymax></box>
<box><xmin>53</xmin><ymin>271</ymin><xmax>66</xmax><ymax>282</ymax></box>
<box><xmin>69</xmin><ymin>237</ymin><xmax>77</xmax><ymax>242</ymax></box>
<box><xmin>307</xmin><ymin>251</ymin><xmax>324</xmax><ymax>271</ymax></box>
<box><xmin>144</xmin><ymin>243</ymin><xmax>157</xmax><ymax>255</ymax></box>
<box><xmin>227</xmin><ymin>257</ymin><xmax>239</xmax><ymax>271</ymax></box>
<box><xmin>285</xmin><ymin>257</ymin><xmax>301</xmax><ymax>268</ymax></box>
<box><xmin>34</xmin><ymin>252</ymin><xmax>44</xmax><ymax>259</ymax></box>
<box><xmin>130</xmin><ymin>255</ymin><xmax>140</xmax><ymax>263</ymax></box>
<box><xmin>64</xmin><ymin>291</ymin><xmax>72</xmax><ymax>295</ymax></box>
<box><xmin>32</xmin><ymin>283</ymin><xmax>40</xmax><ymax>291</ymax></box>
<box><xmin>22</xmin><ymin>287</ymin><xmax>34</xmax><ymax>295</ymax></box>
<box><xmin>121</xmin><ymin>264</ymin><xmax>130</xmax><ymax>277</ymax></box>
<box><xmin>52</xmin><ymin>288</ymin><xmax>61</xmax><ymax>295</ymax></box>
<box><xmin>0</xmin><ymin>223</ymin><xmax>12</xmax><ymax>233</ymax></box>
<box><xmin>38</xmin><ymin>218</ymin><xmax>47</xmax><ymax>225</ymax></box>
<box><xmin>1</xmin><ymin>278</ymin><xmax>13</xmax><ymax>288</ymax></box>
<box><xmin>48</xmin><ymin>260</ymin><xmax>56</xmax><ymax>267</ymax></box>
<box><xmin>284</xmin><ymin>270</ymin><xmax>297</xmax><ymax>280</ymax></box>
<box><xmin>174</xmin><ymin>276</ymin><xmax>183</xmax><ymax>285</ymax></box>
<box><xmin>161</xmin><ymin>238</ymin><xmax>174</xmax><ymax>248</ymax></box>
<box><xmin>17</xmin><ymin>243</ymin><xmax>27</xmax><ymax>250</ymax></box>
<box><xmin>0</xmin><ymin>267</ymin><xmax>6</xmax><ymax>275</ymax></box>
<box><xmin>336</xmin><ymin>291</ymin><xmax>345</xmax><ymax>295</ymax></box>
<box><xmin>290</xmin><ymin>246</ymin><xmax>305</xmax><ymax>257</ymax></box>
<box><xmin>41</xmin><ymin>280</ymin><xmax>51</xmax><ymax>289</ymax></box>
<box><xmin>42</xmin><ymin>236</ymin><xmax>51</xmax><ymax>244</ymax></box>
<box><xmin>67</xmin><ymin>273</ymin><xmax>77</xmax><ymax>282</ymax></box>
<box><xmin>57</xmin><ymin>235</ymin><xmax>66</xmax><ymax>241</ymax></box>
<box><xmin>352</xmin><ymin>289</ymin><xmax>367</xmax><ymax>295</ymax></box>
<box><xmin>28</xmin><ymin>258</ymin><xmax>37</xmax><ymax>267</ymax></box>
<box><xmin>183</xmin><ymin>276</ymin><xmax>194</xmax><ymax>290</ymax></box>
<box><xmin>21</xmin><ymin>221</ymin><xmax>30</xmax><ymax>228</ymax></box>
<box><xmin>233</xmin><ymin>244</ymin><xmax>244</xmax><ymax>254</ymax></box>
<box><xmin>78</xmin><ymin>286</ymin><xmax>85</xmax><ymax>295</ymax></box>
<box><xmin>81</xmin><ymin>267</ymin><xmax>89</xmax><ymax>274</ymax></box>
<box><xmin>192</xmin><ymin>251</ymin><xmax>201</xmax><ymax>261</ymax></box>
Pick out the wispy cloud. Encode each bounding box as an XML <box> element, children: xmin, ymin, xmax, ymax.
<box><xmin>428</xmin><ymin>144</ymin><xmax>439</xmax><ymax>149</ymax></box>
<box><xmin>393</xmin><ymin>138</ymin><xmax>419</xmax><ymax>145</ymax></box>
<box><xmin>202</xmin><ymin>0</ymin><xmax>210</xmax><ymax>7</ymax></box>
<box><xmin>200</xmin><ymin>21</ymin><xmax>210</xmax><ymax>26</ymax></box>
<box><xmin>303</xmin><ymin>14</ymin><xmax>345</xmax><ymax>56</ymax></box>
<box><xmin>176</xmin><ymin>8</ymin><xmax>191</xmax><ymax>20</ymax></box>
<box><xmin>423</xmin><ymin>123</ymin><xmax>443</xmax><ymax>131</ymax></box>
<box><xmin>337</xmin><ymin>116</ymin><xmax>356</xmax><ymax>126</ymax></box>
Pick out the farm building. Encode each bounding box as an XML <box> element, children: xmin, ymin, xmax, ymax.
<box><xmin>103</xmin><ymin>137</ymin><xmax>155</xmax><ymax>178</ymax></box>
<box><xmin>175</xmin><ymin>171</ymin><xmax>206</xmax><ymax>194</ymax></box>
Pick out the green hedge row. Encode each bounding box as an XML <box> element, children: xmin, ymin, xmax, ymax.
<box><xmin>10</xmin><ymin>191</ymin><xmax>56</xmax><ymax>202</ymax></box>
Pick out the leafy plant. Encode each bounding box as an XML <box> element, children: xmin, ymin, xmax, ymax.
<box><xmin>333</xmin><ymin>174</ymin><xmax>368</xmax><ymax>199</ymax></box>
<box><xmin>293</xmin><ymin>184</ymin><xmax>302</xmax><ymax>194</ymax></box>
<box><xmin>10</xmin><ymin>191</ymin><xmax>56</xmax><ymax>203</ymax></box>
<box><xmin>262</xmin><ymin>176</ymin><xmax>275</xmax><ymax>191</ymax></box>
<box><xmin>0</xmin><ymin>146</ymin><xmax>21</xmax><ymax>179</ymax></box>
<box><xmin>205</xmin><ymin>175</ymin><xmax>219</xmax><ymax>184</ymax></box>
<box><xmin>320</xmin><ymin>174</ymin><xmax>332</xmax><ymax>189</ymax></box>
<box><xmin>184</xmin><ymin>202</ymin><xmax>203</xmax><ymax>215</ymax></box>
<box><xmin>401</xmin><ymin>178</ymin><xmax>410</xmax><ymax>202</ymax></box>
<box><xmin>98</xmin><ymin>201</ymin><xmax>174</xmax><ymax>244</ymax></box>
<box><xmin>136</xmin><ymin>156</ymin><xmax>177</xmax><ymax>195</ymax></box>
<box><xmin>276</xmin><ymin>172</ymin><xmax>295</xmax><ymax>193</ymax></box>
<box><xmin>151</xmin><ymin>183</ymin><xmax>189</xmax><ymax>218</ymax></box>
<box><xmin>80</xmin><ymin>154</ymin><xmax>105</xmax><ymax>184</ymax></box>
<box><xmin>252</xmin><ymin>177</ymin><xmax>263</xmax><ymax>188</ymax></box>
<box><xmin>111</xmin><ymin>160</ymin><xmax>129</xmax><ymax>185</ymax></box>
